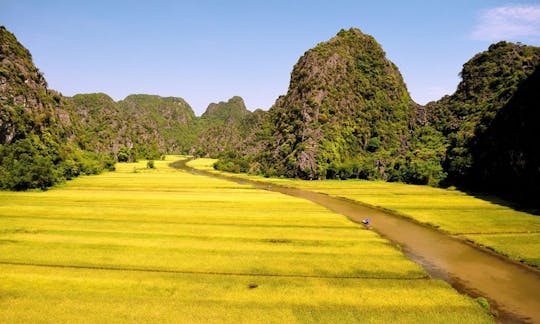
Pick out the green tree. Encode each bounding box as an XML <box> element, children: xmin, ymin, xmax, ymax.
<box><xmin>117</xmin><ymin>146</ymin><xmax>131</xmax><ymax>162</ymax></box>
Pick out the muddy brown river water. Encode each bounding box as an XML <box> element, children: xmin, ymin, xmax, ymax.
<box><xmin>176</xmin><ymin>161</ymin><xmax>540</xmax><ymax>323</ymax></box>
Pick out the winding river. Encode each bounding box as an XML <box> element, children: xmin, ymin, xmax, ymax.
<box><xmin>174</xmin><ymin>160</ymin><xmax>540</xmax><ymax>323</ymax></box>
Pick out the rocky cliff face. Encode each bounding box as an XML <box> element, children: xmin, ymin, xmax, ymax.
<box><xmin>0</xmin><ymin>26</ymin><xmax>70</xmax><ymax>145</ymax></box>
<box><xmin>257</xmin><ymin>28</ymin><xmax>415</xmax><ymax>179</ymax></box>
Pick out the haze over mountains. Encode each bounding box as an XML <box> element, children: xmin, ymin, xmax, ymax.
<box><xmin>1</xmin><ymin>26</ymin><xmax>538</xmax><ymax>206</ymax></box>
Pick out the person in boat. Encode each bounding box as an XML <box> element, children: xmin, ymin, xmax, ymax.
<box><xmin>362</xmin><ymin>218</ymin><xmax>371</xmax><ymax>225</ymax></box>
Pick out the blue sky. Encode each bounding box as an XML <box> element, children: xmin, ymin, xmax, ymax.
<box><xmin>2</xmin><ymin>0</ymin><xmax>540</xmax><ymax>115</ymax></box>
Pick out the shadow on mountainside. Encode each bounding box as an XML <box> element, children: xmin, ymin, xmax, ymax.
<box><xmin>463</xmin><ymin>65</ymin><xmax>540</xmax><ymax>214</ymax></box>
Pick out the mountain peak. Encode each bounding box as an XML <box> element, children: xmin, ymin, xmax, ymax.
<box><xmin>257</xmin><ymin>28</ymin><xmax>415</xmax><ymax>179</ymax></box>
<box><xmin>202</xmin><ymin>96</ymin><xmax>249</xmax><ymax>121</ymax></box>
<box><xmin>0</xmin><ymin>25</ymin><xmax>48</xmax><ymax>103</ymax></box>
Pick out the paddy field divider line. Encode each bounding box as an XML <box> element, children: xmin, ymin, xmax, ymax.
<box><xmin>0</xmin><ymin>261</ymin><xmax>430</xmax><ymax>280</ymax></box>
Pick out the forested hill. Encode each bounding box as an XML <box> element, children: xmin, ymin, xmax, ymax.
<box><xmin>252</xmin><ymin>28</ymin><xmax>418</xmax><ymax>180</ymax></box>
<box><xmin>193</xmin><ymin>96</ymin><xmax>266</xmax><ymax>159</ymax></box>
<box><xmin>0</xmin><ymin>25</ymin><xmax>264</xmax><ymax>190</ymax></box>
<box><xmin>216</xmin><ymin>29</ymin><xmax>540</xmax><ymax>206</ymax></box>
<box><xmin>2</xmin><ymin>24</ymin><xmax>539</xmax><ymax>207</ymax></box>
<box><xmin>424</xmin><ymin>41</ymin><xmax>540</xmax><ymax>205</ymax></box>
<box><xmin>0</xmin><ymin>26</ymin><xmax>114</xmax><ymax>190</ymax></box>
<box><xmin>65</xmin><ymin>93</ymin><xmax>197</xmax><ymax>160</ymax></box>
<box><xmin>0</xmin><ymin>26</ymin><xmax>199</xmax><ymax>189</ymax></box>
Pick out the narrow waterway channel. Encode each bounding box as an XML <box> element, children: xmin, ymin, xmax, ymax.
<box><xmin>174</xmin><ymin>160</ymin><xmax>540</xmax><ymax>323</ymax></box>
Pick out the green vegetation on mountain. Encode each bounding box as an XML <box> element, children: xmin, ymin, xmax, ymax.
<box><xmin>214</xmin><ymin>31</ymin><xmax>539</xmax><ymax>207</ymax></box>
<box><xmin>193</xmin><ymin>96</ymin><xmax>250</xmax><ymax>157</ymax></box>
<box><xmin>1</xmin><ymin>25</ymin><xmax>259</xmax><ymax>190</ymax></box>
<box><xmin>202</xmin><ymin>96</ymin><xmax>250</xmax><ymax>122</ymax></box>
<box><xmin>120</xmin><ymin>94</ymin><xmax>196</xmax><ymax>154</ymax></box>
<box><xmin>425</xmin><ymin>41</ymin><xmax>540</xmax><ymax>205</ymax></box>
<box><xmin>2</xmin><ymin>24</ymin><xmax>539</xmax><ymax>206</ymax></box>
<box><xmin>217</xmin><ymin>29</ymin><xmax>445</xmax><ymax>185</ymax></box>
<box><xmin>0</xmin><ymin>26</ymin><xmax>113</xmax><ymax>190</ymax></box>
<box><xmin>193</xmin><ymin>96</ymin><xmax>267</xmax><ymax>164</ymax></box>
<box><xmin>473</xmin><ymin>66</ymin><xmax>540</xmax><ymax>205</ymax></box>
<box><xmin>257</xmin><ymin>28</ymin><xmax>416</xmax><ymax>180</ymax></box>
<box><xmin>65</xmin><ymin>93</ymin><xmax>122</xmax><ymax>153</ymax></box>
<box><xmin>0</xmin><ymin>25</ymin><xmax>261</xmax><ymax>191</ymax></box>
<box><xmin>64</xmin><ymin>93</ymin><xmax>196</xmax><ymax>161</ymax></box>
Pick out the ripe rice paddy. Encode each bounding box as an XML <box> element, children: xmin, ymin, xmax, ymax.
<box><xmin>0</xmin><ymin>156</ymin><xmax>491</xmax><ymax>322</ymax></box>
<box><xmin>189</xmin><ymin>158</ymin><xmax>540</xmax><ymax>268</ymax></box>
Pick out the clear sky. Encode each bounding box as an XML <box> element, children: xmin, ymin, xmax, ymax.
<box><xmin>2</xmin><ymin>0</ymin><xmax>540</xmax><ymax>115</ymax></box>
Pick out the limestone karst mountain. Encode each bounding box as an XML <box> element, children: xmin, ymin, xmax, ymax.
<box><xmin>253</xmin><ymin>28</ymin><xmax>417</xmax><ymax>180</ymax></box>
<box><xmin>1</xmin><ymin>25</ymin><xmax>539</xmax><ymax>206</ymax></box>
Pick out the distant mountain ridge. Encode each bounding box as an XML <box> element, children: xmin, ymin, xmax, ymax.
<box><xmin>65</xmin><ymin>93</ymin><xmax>197</xmax><ymax>159</ymax></box>
<box><xmin>1</xmin><ymin>25</ymin><xmax>539</xmax><ymax>207</ymax></box>
<box><xmin>65</xmin><ymin>93</ymin><xmax>262</xmax><ymax>160</ymax></box>
<box><xmin>193</xmin><ymin>96</ymin><xmax>266</xmax><ymax>158</ymax></box>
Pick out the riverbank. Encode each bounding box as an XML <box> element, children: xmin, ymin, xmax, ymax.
<box><xmin>187</xmin><ymin>159</ymin><xmax>540</xmax><ymax>269</ymax></box>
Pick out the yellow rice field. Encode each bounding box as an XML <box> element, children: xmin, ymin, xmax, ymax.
<box><xmin>189</xmin><ymin>158</ymin><xmax>540</xmax><ymax>268</ymax></box>
<box><xmin>0</xmin><ymin>156</ymin><xmax>491</xmax><ymax>322</ymax></box>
